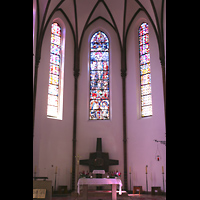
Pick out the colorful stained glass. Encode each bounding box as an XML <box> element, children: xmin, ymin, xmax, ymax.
<box><xmin>90</xmin><ymin>90</ymin><xmax>109</xmax><ymax>99</ymax></box>
<box><xmin>47</xmin><ymin>22</ymin><xmax>61</xmax><ymax>118</ymax></box>
<box><xmin>50</xmin><ymin>64</ymin><xmax>59</xmax><ymax>75</ymax></box>
<box><xmin>89</xmin><ymin>31</ymin><xmax>109</xmax><ymax>120</ymax></box>
<box><xmin>90</xmin><ymin>52</ymin><xmax>109</xmax><ymax>62</ymax></box>
<box><xmin>51</xmin><ymin>44</ymin><xmax>61</xmax><ymax>55</ymax></box>
<box><xmin>141</xmin><ymin>74</ymin><xmax>151</xmax><ymax>85</ymax></box>
<box><xmin>141</xmin><ymin>95</ymin><xmax>152</xmax><ymax>106</ymax></box>
<box><xmin>90</xmin><ymin>61</ymin><xmax>109</xmax><ymax>71</ymax></box>
<box><xmin>51</xmin><ymin>23</ymin><xmax>61</xmax><ymax>36</ymax></box>
<box><xmin>139</xmin><ymin>22</ymin><xmax>152</xmax><ymax>117</ymax></box>
<box><xmin>51</xmin><ymin>34</ymin><xmax>61</xmax><ymax>46</ymax></box>
<box><xmin>141</xmin><ymin>84</ymin><xmax>151</xmax><ymax>96</ymax></box>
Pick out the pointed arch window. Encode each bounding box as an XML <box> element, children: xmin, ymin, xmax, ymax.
<box><xmin>47</xmin><ymin>22</ymin><xmax>62</xmax><ymax>118</ymax></box>
<box><xmin>139</xmin><ymin>22</ymin><xmax>152</xmax><ymax>117</ymax></box>
<box><xmin>89</xmin><ymin>31</ymin><xmax>110</xmax><ymax>120</ymax></box>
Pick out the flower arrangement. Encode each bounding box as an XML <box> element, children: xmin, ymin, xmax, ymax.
<box><xmin>108</xmin><ymin>170</ymin><xmax>121</xmax><ymax>178</ymax></box>
<box><xmin>78</xmin><ymin>170</ymin><xmax>121</xmax><ymax>179</ymax></box>
<box><xmin>79</xmin><ymin>170</ymin><xmax>90</xmax><ymax>179</ymax></box>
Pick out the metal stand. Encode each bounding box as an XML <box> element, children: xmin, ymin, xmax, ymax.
<box><xmin>129</xmin><ymin>172</ymin><xmax>131</xmax><ymax>192</ymax></box>
<box><xmin>162</xmin><ymin>172</ymin><xmax>165</xmax><ymax>193</ymax></box>
<box><xmin>146</xmin><ymin>173</ymin><xmax>148</xmax><ymax>193</ymax></box>
<box><xmin>54</xmin><ymin>173</ymin><xmax>57</xmax><ymax>192</ymax></box>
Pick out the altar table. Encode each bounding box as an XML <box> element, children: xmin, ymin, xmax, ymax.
<box><xmin>77</xmin><ymin>178</ymin><xmax>122</xmax><ymax>200</ymax></box>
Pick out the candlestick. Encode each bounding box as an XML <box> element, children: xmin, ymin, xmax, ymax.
<box><xmin>146</xmin><ymin>173</ymin><xmax>148</xmax><ymax>193</ymax></box>
<box><xmin>129</xmin><ymin>168</ymin><xmax>132</xmax><ymax>192</ymax></box>
<box><xmin>145</xmin><ymin>165</ymin><xmax>148</xmax><ymax>194</ymax></box>
<box><xmin>34</xmin><ymin>165</ymin><xmax>37</xmax><ymax>173</ymax></box>
<box><xmin>162</xmin><ymin>166</ymin><xmax>165</xmax><ymax>193</ymax></box>
<box><xmin>55</xmin><ymin>166</ymin><xmax>57</xmax><ymax>174</ymax></box>
<box><xmin>54</xmin><ymin>173</ymin><xmax>57</xmax><ymax>191</ymax></box>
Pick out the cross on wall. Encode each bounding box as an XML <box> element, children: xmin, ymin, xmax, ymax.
<box><xmin>79</xmin><ymin>138</ymin><xmax>119</xmax><ymax>172</ymax></box>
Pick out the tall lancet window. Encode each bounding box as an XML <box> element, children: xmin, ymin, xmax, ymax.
<box><xmin>47</xmin><ymin>22</ymin><xmax>62</xmax><ymax>118</ymax></box>
<box><xmin>89</xmin><ymin>31</ymin><xmax>110</xmax><ymax>120</ymax></box>
<box><xmin>139</xmin><ymin>22</ymin><xmax>152</xmax><ymax>117</ymax></box>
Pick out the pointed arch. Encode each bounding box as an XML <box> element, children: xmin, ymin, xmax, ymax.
<box><xmin>139</xmin><ymin>22</ymin><xmax>152</xmax><ymax>117</ymax></box>
<box><xmin>89</xmin><ymin>30</ymin><xmax>110</xmax><ymax>120</ymax></box>
<box><xmin>79</xmin><ymin>0</ymin><xmax>122</xmax><ymax>53</ymax></box>
<box><xmin>47</xmin><ymin>22</ymin><xmax>63</xmax><ymax>119</ymax></box>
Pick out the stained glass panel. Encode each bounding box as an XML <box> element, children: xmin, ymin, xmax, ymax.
<box><xmin>141</xmin><ymin>84</ymin><xmax>151</xmax><ymax>96</ymax></box>
<box><xmin>51</xmin><ymin>44</ymin><xmax>61</xmax><ymax>55</ymax></box>
<box><xmin>90</xmin><ymin>90</ymin><xmax>109</xmax><ymax>99</ymax></box>
<box><xmin>141</xmin><ymin>105</ymin><xmax>152</xmax><ymax>117</ymax></box>
<box><xmin>89</xmin><ymin>31</ymin><xmax>109</xmax><ymax>120</ymax></box>
<box><xmin>48</xmin><ymin>84</ymin><xmax>58</xmax><ymax>96</ymax></box>
<box><xmin>47</xmin><ymin>22</ymin><xmax>61</xmax><ymax>118</ymax></box>
<box><xmin>139</xmin><ymin>22</ymin><xmax>152</xmax><ymax>117</ymax></box>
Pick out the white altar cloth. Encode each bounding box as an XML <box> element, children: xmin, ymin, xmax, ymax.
<box><xmin>77</xmin><ymin>178</ymin><xmax>123</xmax><ymax>195</ymax></box>
<box><xmin>92</xmin><ymin>170</ymin><xmax>105</xmax><ymax>174</ymax></box>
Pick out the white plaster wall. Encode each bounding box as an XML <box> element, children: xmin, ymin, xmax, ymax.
<box><xmin>33</xmin><ymin>11</ymin><xmax>74</xmax><ymax>188</ymax></box>
<box><xmin>126</xmin><ymin>11</ymin><xmax>166</xmax><ymax>192</ymax></box>
<box><xmin>33</xmin><ymin>6</ymin><xmax>166</xmax><ymax>192</ymax></box>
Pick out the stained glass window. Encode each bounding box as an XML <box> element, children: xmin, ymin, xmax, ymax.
<box><xmin>89</xmin><ymin>31</ymin><xmax>110</xmax><ymax>120</ymax></box>
<box><xmin>47</xmin><ymin>22</ymin><xmax>61</xmax><ymax>118</ymax></box>
<box><xmin>139</xmin><ymin>22</ymin><xmax>152</xmax><ymax>117</ymax></box>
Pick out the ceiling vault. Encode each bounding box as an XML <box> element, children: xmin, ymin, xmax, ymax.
<box><xmin>34</xmin><ymin>0</ymin><xmax>165</xmax><ymax>68</ymax></box>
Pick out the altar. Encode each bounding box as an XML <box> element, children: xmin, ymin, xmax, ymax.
<box><xmin>77</xmin><ymin>178</ymin><xmax>122</xmax><ymax>200</ymax></box>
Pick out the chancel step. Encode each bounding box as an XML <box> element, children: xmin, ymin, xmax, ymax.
<box><xmin>71</xmin><ymin>190</ymin><xmax>128</xmax><ymax>198</ymax></box>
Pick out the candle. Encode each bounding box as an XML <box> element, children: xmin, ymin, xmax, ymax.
<box><xmin>55</xmin><ymin>166</ymin><xmax>57</xmax><ymax>174</ymax></box>
<box><xmin>129</xmin><ymin>166</ymin><xmax>131</xmax><ymax>173</ymax></box>
<box><xmin>34</xmin><ymin>165</ymin><xmax>37</xmax><ymax>173</ymax></box>
<box><xmin>162</xmin><ymin>166</ymin><xmax>164</xmax><ymax>174</ymax></box>
<box><xmin>145</xmin><ymin>165</ymin><xmax>148</xmax><ymax>174</ymax></box>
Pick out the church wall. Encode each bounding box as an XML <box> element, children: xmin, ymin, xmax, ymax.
<box><xmin>126</xmin><ymin>11</ymin><xmax>166</xmax><ymax>192</ymax></box>
<box><xmin>33</xmin><ymin>12</ymin><xmax>74</xmax><ymax>188</ymax></box>
<box><xmin>76</xmin><ymin>19</ymin><xmax>124</xmax><ymax>184</ymax></box>
<box><xmin>33</xmin><ymin>3</ymin><xmax>166</xmax><ymax>192</ymax></box>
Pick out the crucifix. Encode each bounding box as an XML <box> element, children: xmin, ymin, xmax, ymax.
<box><xmin>79</xmin><ymin>138</ymin><xmax>119</xmax><ymax>190</ymax></box>
<box><xmin>79</xmin><ymin>138</ymin><xmax>119</xmax><ymax>172</ymax></box>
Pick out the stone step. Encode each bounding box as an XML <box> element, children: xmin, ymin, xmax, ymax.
<box><xmin>71</xmin><ymin>190</ymin><xmax>128</xmax><ymax>197</ymax></box>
